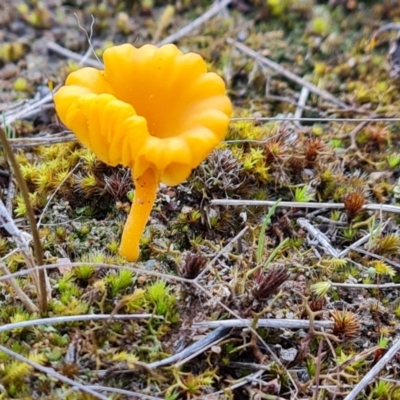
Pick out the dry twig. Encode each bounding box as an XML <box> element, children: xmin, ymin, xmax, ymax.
<box><xmin>344</xmin><ymin>338</ymin><xmax>400</xmax><ymax>400</ymax></box>
<box><xmin>147</xmin><ymin>326</ymin><xmax>231</xmax><ymax>369</ymax></box>
<box><xmin>193</xmin><ymin>318</ymin><xmax>333</xmax><ymax>330</ymax></box>
<box><xmin>158</xmin><ymin>0</ymin><xmax>232</xmax><ymax>45</ymax></box>
<box><xmin>227</xmin><ymin>38</ymin><xmax>349</xmax><ymax>109</ymax></box>
<box><xmin>47</xmin><ymin>41</ymin><xmax>102</xmax><ymax>68</ymax></box>
<box><xmin>210</xmin><ymin>199</ymin><xmax>400</xmax><ymax>215</ymax></box>
<box><xmin>0</xmin><ymin>263</ymin><xmax>38</xmax><ymax>313</ymax></box>
<box><xmin>0</xmin><ymin>200</ymin><xmax>44</xmax><ymax>309</ymax></box>
<box><xmin>0</xmin><ymin>314</ymin><xmax>160</xmax><ymax>335</ymax></box>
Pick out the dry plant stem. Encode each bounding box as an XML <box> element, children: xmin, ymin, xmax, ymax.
<box><xmin>0</xmin><ymin>200</ymin><xmax>42</xmax><ymax>302</ymax></box>
<box><xmin>372</xmin><ymin>22</ymin><xmax>400</xmax><ymax>38</ymax></box>
<box><xmin>352</xmin><ymin>247</ymin><xmax>400</xmax><ymax>270</ymax></box>
<box><xmin>246</xmin><ymin>381</ymin><xmax>287</xmax><ymax>400</ymax></box>
<box><xmin>5</xmin><ymin>176</ymin><xmax>15</xmax><ymax>214</ymax></box>
<box><xmin>246</xmin><ymin>383</ymin><xmax>287</xmax><ymax>400</ymax></box>
<box><xmin>47</xmin><ymin>41</ymin><xmax>102</xmax><ymax>68</ymax></box>
<box><xmin>198</xmin><ymin>371</ymin><xmax>265</xmax><ymax>399</ymax></box>
<box><xmin>210</xmin><ymin>199</ymin><xmax>400</xmax><ymax>215</ymax></box>
<box><xmin>252</xmin><ymin>291</ymin><xmax>284</xmax><ymax>323</ymax></box>
<box><xmin>228</xmin><ymin>361</ymin><xmax>276</xmax><ymax>370</ymax></box>
<box><xmin>0</xmin><ymin>344</ymin><xmax>108</xmax><ymax>400</ymax></box>
<box><xmin>7</xmin><ymin>134</ymin><xmax>76</xmax><ymax>149</ymax></box>
<box><xmin>37</xmin><ymin>161</ymin><xmax>81</xmax><ymax>228</ymax></box>
<box><xmin>337</xmin><ymin>228</ymin><xmax>378</xmax><ymax>258</ymax></box>
<box><xmin>332</xmin><ymin>282</ymin><xmax>400</xmax><ymax>289</ymax></box>
<box><xmin>193</xmin><ymin>318</ymin><xmax>333</xmax><ymax>330</ymax></box>
<box><xmin>157</xmin><ymin>0</ymin><xmax>232</xmax><ymax>45</ymax></box>
<box><xmin>265</xmin><ymin>91</ymin><xmax>317</xmax><ymax>113</ymax></box>
<box><xmin>0</xmin><ymin>264</ymin><xmax>38</xmax><ymax>313</ymax></box>
<box><xmin>294</xmin><ymin>86</ymin><xmax>310</xmax><ymax>125</ymax></box>
<box><xmin>0</xmin><ymin>99</ymin><xmax>25</xmax><ymax>113</ymax></box>
<box><xmin>297</xmin><ymin>217</ymin><xmax>338</xmax><ymax>257</ymax></box>
<box><xmin>0</xmin><ymin>126</ymin><xmax>48</xmax><ymax>312</ymax></box>
<box><xmin>195</xmin><ymin>225</ymin><xmax>249</xmax><ymax>281</ymax></box>
<box><xmin>231</xmin><ymin>116</ymin><xmax>400</xmax><ymax>122</ymax></box>
<box><xmin>313</xmin><ymin>339</ymin><xmax>324</xmax><ymax>400</ymax></box>
<box><xmin>0</xmin><ymin>314</ymin><xmax>159</xmax><ymax>335</ymax></box>
<box><xmin>310</xmin><ymin>384</ymin><xmax>354</xmax><ymax>391</ymax></box>
<box><xmin>330</xmin><ymin>346</ymin><xmax>380</xmax><ymax>375</ymax></box>
<box><xmin>174</xmin><ymin>329</ymin><xmax>232</xmax><ymax>368</ymax></box>
<box><xmin>3</xmin><ymin>92</ymin><xmax>54</xmax><ymax>126</ymax></box>
<box><xmin>78</xmin><ymin>46</ymin><xmax>95</xmax><ymax>67</ymax></box>
<box><xmin>227</xmin><ymin>39</ymin><xmax>349</xmax><ymax>109</ymax></box>
<box><xmin>343</xmin><ymin>339</ymin><xmax>400</xmax><ymax>400</ymax></box>
<box><xmin>147</xmin><ymin>326</ymin><xmax>231</xmax><ymax>368</ymax></box>
<box><xmin>224</xmin><ymin>372</ymin><xmax>265</xmax><ymax>391</ymax></box>
<box><xmin>74</xmin><ymin>14</ymin><xmax>104</xmax><ymax>67</ymax></box>
<box><xmin>347</xmin><ymin>120</ymin><xmax>370</xmax><ymax>150</ymax></box>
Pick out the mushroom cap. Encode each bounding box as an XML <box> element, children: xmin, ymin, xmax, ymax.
<box><xmin>54</xmin><ymin>43</ymin><xmax>232</xmax><ymax>186</ymax></box>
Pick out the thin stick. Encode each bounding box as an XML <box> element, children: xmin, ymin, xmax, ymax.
<box><xmin>297</xmin><ymin>217</ymin><xmax>339</xmax><ymax>257</ymax></box>
<box><xmin>47</xmin><ymin>41</ymin><xmax>102</xmax><ymax>68</ymax></box>
<box><xmin>372</xmin><ymin>22</ymin><xmax>400</xmax><ymax>37</ymax></box>
<box><xmin>210</xmin><ymin>199</ymin><xmax>400</xmax><ymax>215</ymax></box>
<box><xmin>3</xmin><ymin>92</ymin><xmax>54</xmax><ymax>126</ymax></box>
<box><xmin>347</xmin><ymin>120</ymin><xmax>369</xmax><ymax>150</ymax></box>
<box><xmin>199</xmin><ymin>370</ymin><xmax>264</xmax><ymax>399</ymax></box>
<box><xmin>0</xmin><ymin>200</ymin><xmax>42</xmax><ymax>301</ymax></box>
<box><xmin>0</xmin><ymin>263</ymin><xmax>38</xmax><ymax>313</ymax></box>
<box><xmin>265</xmin><ymin>91</ymin><xmax>318</xmax><ymax>113</ymax></box>
<box><xmin>5</xmin><ymin>176</ymin><xmax>15</xmax><ymax>214</ymax></box>
<box><xmin>79</xmin><ymin>45</ymin><xmax>95</xmax><ymax>67</ymax></box>
<box><xmin>337</xmin><ymin>229</ymin><xmax>376</xmax><ymax>258</ymax></box>
<box><xmin>192</xmin><ymin>318</ymin><xmax>333</xmax><ymax>330</ymax></box>
<box><xmin>0</xmin><ymin>126</ymin><xmax>48</xmax><ymax>312</ymax></box>
<box><xmin>313</xmin><ymin>339</ymin><xmax>324</xmax><ymax>400</ymax></box>
<box><xmin>73</xmin><ymin>14</ymin><xmax>103</xmax><ymax>66</ymax></box>
<box><xmin>6</xmin><ymin>134</ymin><xmax>76</xmax><ymax>149</ymax></box>
<box><xmin>294</xmin><ymin>86</ymin><xmax>310</xmax><ymax>123</ymax></box>
<box><xmin>195</xmin><ymin>225</ymin><xmax>248</xmax><ymax>281</ymax></box>
<box><xmin>157</xmin><ymin>0</ymin><xmax>231</xmax><ymax>45</ymax></box>
<box><xmin>352</xmin><ymin>247</ymin><xmax>400</xmax><ymax>270</ymax></box>
<box><xmin>344</xmin><ymin>338</ymin><xmax>400</xmax><ymax>400</ymax></box>
<box><xmin>147</xmin><ymin>326</ymin><xmax>230</xmax><ymax>368</ymax></box>
<box><xmin>174</xmin><ymin>329</ymin><xmax>231</xmax><ymax>368</ymax></box>
<box><xmin>332</xmin><ymin>282</ymin><xmax>400</xmax><ymax>289</ymax></box>
<box><xmin>230</xmin><ymin>117</ymin><xmax>400</xmax><ymax>122</ymax></box>
<box><xmin>228</xmin><ymin>38</ymin><xmax>349</xmax><ymax>109</ymax></box>
<box><xmin>0</xmin><ymin>344</ymin><xmax>108</xmax><ymax>400</ymax></box>
<box><xmin>0</xmin><ymin>314</ymin><xmax>160</xmax><ymax>335</ymax></box>
<box><xmin>0</xmin><ymin>100</ymin><xmax>26</xmax><ymax>113</ymax></box>
<box><xmin>37</xmin><ymin>161</ymin><xmax>81</xmax><ymax>229</ymax></box>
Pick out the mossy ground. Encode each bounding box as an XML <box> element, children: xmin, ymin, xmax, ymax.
<box><xmin>2</xmin><ymin>0</ymin><xmax>400</xmax><ymax>399</ymax></box>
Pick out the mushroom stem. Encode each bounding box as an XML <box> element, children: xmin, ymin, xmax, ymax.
<box><xmin>120</xmin><ymin>168</ymin><xmax>158</xmax><ymax>261</ymax></box>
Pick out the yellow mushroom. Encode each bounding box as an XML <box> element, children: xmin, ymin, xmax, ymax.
<box><xmin>54</xmin><ymin>43</ymin><xmax>232</xmax><ymax>261</ymax></box>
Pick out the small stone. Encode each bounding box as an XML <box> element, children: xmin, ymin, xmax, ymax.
<box><xmin>280</xmin><ymin>348</ymin><xmax>297</xmax><ymax>363</ymax></box>
<box><xmin>0</xmin><ymin>63</ymin><xmax>18</xmax><ymax>79</ymax></box>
